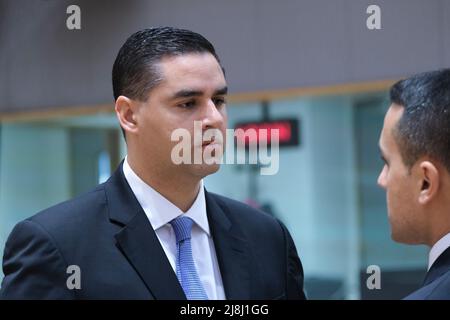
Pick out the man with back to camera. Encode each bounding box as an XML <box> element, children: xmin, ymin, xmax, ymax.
<box><xmin>0</xmin><ymin>27</ymin><xmax>306</xmax><ymax>300</ymax></box>
<box><xmin>378</xmin><ymin>68</ymin><xmax>450</xmax><ymax>299</ymax></box>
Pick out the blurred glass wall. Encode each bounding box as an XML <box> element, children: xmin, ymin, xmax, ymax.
<box><xmin>0</xmin><ymin>91</ymin><xmax>428</xmax><ymax>299</ymax></box>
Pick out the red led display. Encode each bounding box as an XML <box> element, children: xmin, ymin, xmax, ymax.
<box><xmin>234</xmin><ymin>118</ymin><xmax>299</xmax><ymax>147</ymax></box>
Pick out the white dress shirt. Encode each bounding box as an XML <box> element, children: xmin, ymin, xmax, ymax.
<box><xmin>428</xmin><ymin>232</ymin><xmax>450</xmax><ymax>270</ymax></box>
<box><xmin>122</xmin><ymin>157</ymin><xmax>226</xmax><ymax>299</ymax></box>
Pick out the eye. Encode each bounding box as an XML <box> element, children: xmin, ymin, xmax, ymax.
<box><xmin>177</xmin><ymin>100</ymin><xmax>197</xmax><ymax>109</ymax></box>
<box><xmin>212</xmin><ymin>97</ymin><xmax>226</xmax><ymax>108</ymax></box>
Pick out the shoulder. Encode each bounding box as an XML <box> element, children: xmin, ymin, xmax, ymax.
<box><xmin>207</xmin><ymin>192</ymin><xmax>289</xmax><ymax>238</ymax></box>
<box><xmin>427</xmin><ymin>270</ymin><xmax>450</xmax><ymax>299</ymax></box>
<box><xmin>208</xmin><ymin>192</ymin><xmax>279</xmax><ymax>222</ymax></box>
<box><xmin>0</xmin><ymin>187</ymin><xmax>108</xmax><ymax>300</ymax></box>
<box><xmin>32</xmin><ymin>184</ymin><xmax>106</xmax><ymax>222</ymax></box>
<box><xmin>405</xmin><ymin>270</ymin><xmax>450</xmax><ymax>300</ymax></box>
<box><xmin>14</xmin><ymin>184</ymin><xmax>108</xmax><ymax>244</ymax></box>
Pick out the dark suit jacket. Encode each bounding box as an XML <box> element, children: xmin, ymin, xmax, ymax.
<box><xmin>404</xmin><ymin>246</ymin><xmax>450</xmax><ymax>300</ymax></box>
<box><xmin>0</xmin><ymin>164</ymin><xmax>306</xmax><ymax>300</ymax></box>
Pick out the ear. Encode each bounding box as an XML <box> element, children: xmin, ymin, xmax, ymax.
<box><xmin>418</xmin><ymin>161</ymin><xmax>439</xmax><ymax>205</ymax></box>
<box><xmin>115</xmin><ymin>96</ymin><xmax>139</xmax><ymax>136</ymax></box>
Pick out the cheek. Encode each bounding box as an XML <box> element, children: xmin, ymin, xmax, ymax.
<box><xmin>140</xmin><ymin>114</ymin><xmax>178</xmax><ymax>151</ymax></box>
<box><xmin>386</xmin><ymin>176</ymin><xmax>413</xmax><ymax>214</ymax></box>
<box><xmin>162</xmin><ymin>112</ymin><xmax>194</xmax><ymax>139</ymax></box>
<box><xmin>385</xmin><ymin>170</ymin><xmax>401</xmax><ymax>207</ymax></box>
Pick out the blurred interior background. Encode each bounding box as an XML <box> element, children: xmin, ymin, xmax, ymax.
<box><xmin>1</xmin><ymin>0</ymin><xmax>449</xmax><ymax>299</ymax></box>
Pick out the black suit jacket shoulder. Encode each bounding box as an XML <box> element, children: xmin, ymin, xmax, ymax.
<box><xmin>405</xmin><ymin>246</ymin><xmax>450</xmax><ymax>300</ymax></box>
<box><xmin>0</xmin><ymin>165</ymin><xmax>306</xmax><ymax>300</ymax></box>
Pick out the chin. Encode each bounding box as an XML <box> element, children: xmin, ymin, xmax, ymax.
<box><xmin>390</xmin><ymin>231</ymin><xmax>402</xmax><ymax>243</ymax></box>
<box><xmin>391</xmin><ymin>229</ymin><xmax>420</xmax><ymax>245</ymax></box>
<box><xmin>192</xmin><ymin>163</ymin><xmax>221</xmax><ymax>178</ymax></box>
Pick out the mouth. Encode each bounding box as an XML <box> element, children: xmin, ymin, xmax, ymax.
<box><xmin>202</xmin><ymin>139</ymin><xmax>217</xmax><ymax>147</ymax></box>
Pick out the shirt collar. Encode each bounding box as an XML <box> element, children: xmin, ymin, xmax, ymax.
<box><xmin>122</xmin><ymin>156</ymin><xmax>210</xmax><ymax>236</ymax></box>
<box><xmin>428</xmin><ymin>232</ymin><xmax>450</xmax><ymax>270</ymax></box>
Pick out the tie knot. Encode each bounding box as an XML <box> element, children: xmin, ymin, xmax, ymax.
<box><xmin>170</xmin><ymin>216</ymin><xmax>194</xmax><ymax>243</ymax></box>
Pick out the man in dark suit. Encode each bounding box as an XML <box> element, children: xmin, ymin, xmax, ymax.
<box><xmin>0</xmin><ymin>27</ymin><xmax>306</xmax><ymax>300</ymax></box>
<box><xmin>377</xmin><ymin>69</ymin><xmax>450</xmax><ymax>299</ymax></box>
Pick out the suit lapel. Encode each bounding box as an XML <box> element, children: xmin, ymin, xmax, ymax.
<box><xmin>105</xmin><ymin>163</ymin><xmax>185</xmax><ymax>300</ymax></box>
<box><xmin>205</xmin><ymin>190</ymin><xmax>251</xmax><ymax>299</ymax></box>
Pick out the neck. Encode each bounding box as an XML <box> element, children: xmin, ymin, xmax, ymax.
<box><xmin>427</xmin><ymin>204</ymin><xmax>450</xmax><ymax>247</ymax></box>
<box><xmin>429</xmin><ymin>225</ymin><xmax>450</xmax><ymax>248</ymax></box>
<box><xmin>429</xmin><ymin>176</ymin><xmax>450</xmax><ymax>246</ymax></box>
<box><xmin>127</xmin><ymin>154</ymin><xmax>201</xmax><ymax>212</ymax></box>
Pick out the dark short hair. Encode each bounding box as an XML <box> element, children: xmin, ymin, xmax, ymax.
<box><xmin>112</xmin><ymin>27</ymin><xmax>222</xmax><ymax>101</ymax></box>
<box><xmin>112</xmin><ymin>27</ymin><xmax>223</xmax><ymax>139</ymax></box>
<box><xmin>390</xmin><ymin>68</ymin><xmax>450</xmax><ymax>172</ymax></box>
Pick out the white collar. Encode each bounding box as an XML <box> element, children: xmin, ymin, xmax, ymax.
<box><xmin>428</xmin><ymin>232</ymin><xmax>450</xmax><ymax>270</ymax></box>
<box><xmin>122</xmin><ymin>156</ymin><xmax>210</xmax><ymax>236</ymax></box>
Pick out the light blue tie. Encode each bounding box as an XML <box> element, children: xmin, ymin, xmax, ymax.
<box><xmin>170</xmin><ymin>216</ymin><xmax>208</xmax><ymax>300</ymax></box>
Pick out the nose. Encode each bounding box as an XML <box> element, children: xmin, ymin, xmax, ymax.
<box><xmin>377</xmin><ymin>165</ymin><xmax>387</xmax><ymax>189</ymax></box>
<box><xmin>201</xmin><ymin>99</ymin><xmax>225</xmax><ymax>129</ymax></box>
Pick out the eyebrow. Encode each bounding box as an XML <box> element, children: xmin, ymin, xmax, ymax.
<box><xmin>170</xmin><ymin>86</ymin><xmax>228</xmax><ymax>100</ymax></box>
<box><xmin>214</xmin><ymin>86</ymin><xmax>228</xmax><ymax>96</ymax></box>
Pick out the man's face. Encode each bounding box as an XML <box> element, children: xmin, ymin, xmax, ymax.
<box><xmin>134</xmin><ymin>52</ymin><xmax>227</xmax><ymax>179</ymax></box>
<box><xmin>377</xmin><ymin>104</ymin><xmax>425</xmax><ymax>244</ymax></box>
